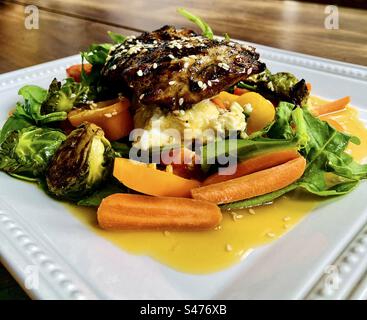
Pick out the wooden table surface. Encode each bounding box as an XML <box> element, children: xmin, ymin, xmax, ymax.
<box><xmin>0</xmin><ymin>0</ymin><xmax>366</xmax><ymax>299</ymax></box>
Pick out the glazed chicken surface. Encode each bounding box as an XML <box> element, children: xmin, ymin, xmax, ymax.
<box><xmin>102</xmin><ymin>25</ymin><xmax>265</xmax><ymax>110</ymax></box>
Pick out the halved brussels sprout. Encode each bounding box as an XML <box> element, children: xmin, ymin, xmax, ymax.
<box><xmin>46</xmin><ymin>123</ymin><xmax>113</xmax><ymax>200</ymax></box>
<box><xmin>240</xmin><ymin>69</ymin><xmax>309</xmax><ymax>106</ymax></box>
<box><xmin>0</xmin><ymin>126</ymin><xmax>66</xmax><ymax>181</ymax></box>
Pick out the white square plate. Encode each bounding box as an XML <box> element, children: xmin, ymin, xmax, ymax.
<box><xmin>1</xmin><ymin>42</ymin><xmax>367</xmax><ymax>300</ymax></box>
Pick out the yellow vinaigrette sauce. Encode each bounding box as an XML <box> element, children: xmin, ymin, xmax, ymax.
<box><xmin>67</xmin><ymin>96</ymin><xmax>367</xmax><ymax>274</ymax></box>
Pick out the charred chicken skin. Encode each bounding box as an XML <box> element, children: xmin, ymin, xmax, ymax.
<box><xmin>102</xmin><ymin>25</ymin><xmax>266</xmax><ymax>110</ymax></box>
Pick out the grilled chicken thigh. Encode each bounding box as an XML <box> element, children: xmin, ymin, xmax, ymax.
<box><xmin>102</xmin><ymin>25</ymin><xmax>265</xmax><ymax>110</ymax></box>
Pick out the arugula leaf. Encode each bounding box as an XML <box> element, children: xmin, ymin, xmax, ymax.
<box><xmin>82</xmin><ymin>43</ymin><xmax>112</xmax><ymax>66</ymax></box>
<box><xmin>177</xmin><ymin>8</ymin><xmax>214</xmax><ymax>39</ymax></box>
<box><xmin>107</xmin><ymin>31</ymin><xmax>126</xmax><ymax>44</ymax></box>
<box><xmin>298</xmin><ymin>167</ymin><xmax>359</xmax><ymax>196</ymax></box>
<box><xmin>294</xmin><ymin>108</ymin><xmax>366</xmax><ymax>196</ymax></box>
<box><xmin>326</xmin><ymin>152</ymin><xmax>367</xmax><ymax>180</ymax></box>
<box><xmin>224</xmin><ymin>33</ymin><xmax>230</xmax><ymax>41</ymax></box>
<box><xmin>81</xmin><ymin>43</ymin><xmax>114</xmax><ymax>98</ymax></box>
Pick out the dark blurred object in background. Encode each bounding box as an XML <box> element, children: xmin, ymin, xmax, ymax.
<box><xmin>293</xmin><ymin>0</ymin><xmax>367</xmax><ymax>10</ymax></box>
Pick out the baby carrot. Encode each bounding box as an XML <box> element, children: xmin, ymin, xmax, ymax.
<box><xmin>234</xmin><ymin>87</ymin><xmax>249</xmax><ymax>95</ymax></box>
<box><xmin>210</xmin><ymin>97</ymin><xmax>227</xmax><ymax>109</ymax></box>
<box><xmin>191</xmin><ymin>157</ymin><xmax>306</xmax><ymax>204</ymax></box>
<box><xmin>203</xmin><ymin>149</ymin><xmax>300</xmax><ymax>186</ymax></box>
<box><xmin>311</xmin><ymin>96</ymin><xmax>350</xmax><ymax>116</ymax></box>
<box><xmin>97</xmin><ymin>194</ymin><xmax>222</xmax><ymax>231</ymax></box>
<box><xmin>306</xmin><ymin>83</ymin><xmax>312</xmax><ymax>92</ymax></box>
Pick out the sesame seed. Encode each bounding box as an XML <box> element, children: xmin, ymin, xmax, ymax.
<box><xmin>225</xmin><ymin>244</ymin><xmax>233</xmax><ymax>252</ymax></box>
<box><xmin>218</xmin><ymin>62</ymin><xmax>230</xmax><ymax>71</ymax></box>
<box><xmin>137</xmin><ymin>70</ymin><xmax>143</xmax><ymax>76</ymax></box>
<box><xmin>111</xmin><ymin>65</ymin><xmax>117</xmax><ymax>70</ymax></box>
<box><xmin>104</xmin><ymin>113</ymin><xmax>113</xmax><ymax>118</ymax></box>
<box><xmin>248</xmin><ymin>208</ymin><xmax>256</xmax><ymax>215</ymax></box>
<box><xmin>207</xmin><ymin>80</ymin><xmax>212</xmax><ymax>87</ymax></box>
<box><xmin>247</xmin><ymin>67</ymin><xmax>253</xmax><ymax>75</ymax></box>
<box><xmin>179</xmin><ymin>98</ymin><xmax>184</xmax><ymax>106</ymax></box>
<box><xmin>169</xmin><ymin>81</ymin><xmax>176</xmax><ymax>86</ymax></box>
<box><xmin>168</xmin><ymin>54</ymin><xmax>175</xmax><ymax>59</ymax></box>
<box><xmin>283</xmin><ymin>216</ymin><xmax>291</xmax><ymax>222</ymax></box>
<box><xmin>152</xmin><ymin>63</ymin><xmax>158</xmax><ymax>69</ymax></box>
<box><xmin>197</xmin><ymin>81</ymin><xmax>204</xmax><ymax>89</ymax></box>
<box><xmin>139</xmin><ymin>94</ymin><xmax>145</xmax><ymax>100</ymax></box>
<box><xmin>244</xmin><ymin>103</ymin><xmax>253</xmax><ymax>114</ymax></box>
<box><xmin>267</xmin><ymin>232</ymin><xmax>275</xmax><ymax>238</ymax></box>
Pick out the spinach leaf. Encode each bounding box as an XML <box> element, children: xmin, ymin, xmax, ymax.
<box><xmin>111</xmin><ymin>141</ymin><xmax>131</xmax><ymax>158</ymax></box>
<box><xmin>77</xmin><ymin>179</ymin><xmax>127</xmax><ymax>206</ymax></box>
<box><xmin>17</xmin><ymin>85</ymin><xmax>68</xmax><ymax>125</ymax></box>
<box><xmin>267</xmin><ymin>102</ymin><xmax>294</xmax><ymax>140</ymax></box>
<box><xmin>221</xmin><ymin>184</ymin><xmax>298</xmax><ymax>210</ymax></box>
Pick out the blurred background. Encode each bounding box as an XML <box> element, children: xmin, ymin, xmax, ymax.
<box><xmin>0</xmin><ymin>0</ymin><xmax>366</xmax><ymax>74</ymax></box>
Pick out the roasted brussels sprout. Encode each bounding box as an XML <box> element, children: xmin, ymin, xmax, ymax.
<box><xmin>46</xmin><ymin>123</ymin><xmax>113</xmax><ymax>200</ymax></box>
<box><xmin>239</xmin><ymin>69</ymin><xmax>309</xmax><ymax>106</ymax></box>
<box><xmin>0</xmin><ymin>126</ymin><xmax>66</xmax><ymax>181</ymax></box>
<box><xmin>41</xmin><ymin>78</ymin><xmax>92</xmax><ymax>115</ymax></box>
